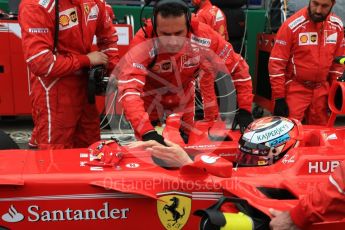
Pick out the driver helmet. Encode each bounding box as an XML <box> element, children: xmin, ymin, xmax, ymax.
<box><xmin>236</xmin><ymin>116</ymin><xmax>303</xmax><ymax>166</ymax></box>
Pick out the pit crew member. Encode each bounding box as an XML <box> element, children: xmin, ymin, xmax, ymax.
<box><xmin>192</xmin><ymin>0</ymin><xmax>233</xmax><ymax>125</ymax></box>
<box><xmin>270</xmin><ymin>160</ymin><xmax>345</xmax><ymax>229</ymax></box>
<box><xmin>19</xmin><ymin>0</ymin><xmax>119</xmax><ymax>149</ymax></box>
<box><xmin>192</xmin><ymin>0</ymin><xmax>228</xmax><ymax>40</ymax></box>
<box><xmin>116</xmin><ymin>0</ymin><xmax>253</xmax><ymax>145</ymax></box>
<box><xmin>269</xmin><ymin>0</ymin><xmax>345</xmax><ymax>125</ymax></box>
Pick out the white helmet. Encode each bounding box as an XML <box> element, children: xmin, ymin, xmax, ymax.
<box><xmin>236</xmin><ymin>116</ymin><xmax>303</xmax><ymax>166</ymax></box>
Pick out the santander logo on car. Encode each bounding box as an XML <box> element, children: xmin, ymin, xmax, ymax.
<box><xmin>2</xmin><ymin>205</ymin><xmax>24</xmax><ymax>223</ymax></box>
<box><xmin>1</xmin><ymin>202</ymin><xmax>130</xmax><ymax>223</ymax></box>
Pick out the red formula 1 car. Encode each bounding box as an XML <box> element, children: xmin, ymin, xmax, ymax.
<box><xmin>0</xmin><ymin>69</ymin><xmax>344</xmax><ymax>229</ymax></box>
<box><xmin>2</xmin><ymin>91</ymin><xmax>345</xmax><ymax>230</ymax></box>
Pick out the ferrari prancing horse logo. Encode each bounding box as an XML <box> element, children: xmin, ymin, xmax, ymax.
<box><xmin>84</xmin><ymin>4</ymin><xmax>90</xmax><ymax>15</ymax></box>
<box><xmin>157</xmin><ymin>194</ymin><xmax>191</xmax><ymax>230</ymax></box>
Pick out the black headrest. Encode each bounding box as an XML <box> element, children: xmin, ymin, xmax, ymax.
<box><xmin>211</xmin><ymin>0</ymin><xmax>247</xmax><ymax>8</ymax></box>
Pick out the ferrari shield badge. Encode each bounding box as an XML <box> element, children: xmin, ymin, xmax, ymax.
<box><xmin>157</xmin><ymin>192</ymin><xmax>191</xmax><ymax>230</ymax></box>
<box><xmin>84</xmin><ymin>4</ymin><xmax>90</xmax><ymax>15</ymax></box>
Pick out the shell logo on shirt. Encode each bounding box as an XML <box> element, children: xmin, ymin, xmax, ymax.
<box><xmin>300</xmin><ymin>35</ymin><xmax>308</xmax><ymax>43</ymax></box>
<box><xmin>299</xmin><ymin>32</ymin><xmax>318</xmax><ymax>46</ymax></box>
<box><xmin>59</xmin><ymin>15</ymin><xmax>70</xmax><ymax>27</ymax></box>
<box><xmin>152</xmin><ymin>64</ymin><xmax>160</xmax><ymax>72</ymax></box>
<box><xmin>150</xmin><ymin>61</ymin><xmax>172</xmax><ymax>73</ymax></box>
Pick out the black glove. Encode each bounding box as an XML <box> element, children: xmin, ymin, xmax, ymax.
<box><xmin>232</xmin><ymin>109</ymin><xmax>254</xmax><ymax>133</ymax></box>
<box><xmin>142</xmin><ymin>130</ymin><xmax>168</xmax><ymax>167</ymax></box>
<box><xmin>142</xmin><ymin>130</ymin><xmax>166</xmax><ymax>146</ymax></box>
<box><xmin>274</xmin><ymin>98</ymin><xmax>289</xmax><ymax>117</ymax></box>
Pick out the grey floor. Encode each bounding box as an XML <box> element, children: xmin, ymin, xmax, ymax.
<box><xmin>0</xmin><ymin>115</ymin><xmax>135</xmax><ymax>149</ymax></box>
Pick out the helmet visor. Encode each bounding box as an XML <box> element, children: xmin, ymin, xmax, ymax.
<box><xmin>236</xmin><ymin>151</ymin><xmax>271</xmax><ymax>166</ymax></box>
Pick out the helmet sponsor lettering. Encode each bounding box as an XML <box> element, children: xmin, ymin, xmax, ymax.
<box><xmin>253</xmin><ymin>122</ymin><xmax>293</xmax><ymax>143</ymax></box>
<box><xmin>268</xmin><ymin>133</ymin><xmax>290</xmax><ymax>147</ymax></box>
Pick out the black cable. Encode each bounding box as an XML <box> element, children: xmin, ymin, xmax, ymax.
<box><xmin>139</xmin><ymin>0</ymin><xmax>159</xmax><ymax>68</ymax></box>
<box><xmin>140</xmin><ymin>0</ymin><xmax>153</xmax><ymax>38</ymax></box>
<box><xmin>53</xmin><ymin>0</ymin><xmax>59</xmax><ymax>54</ymax></box>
